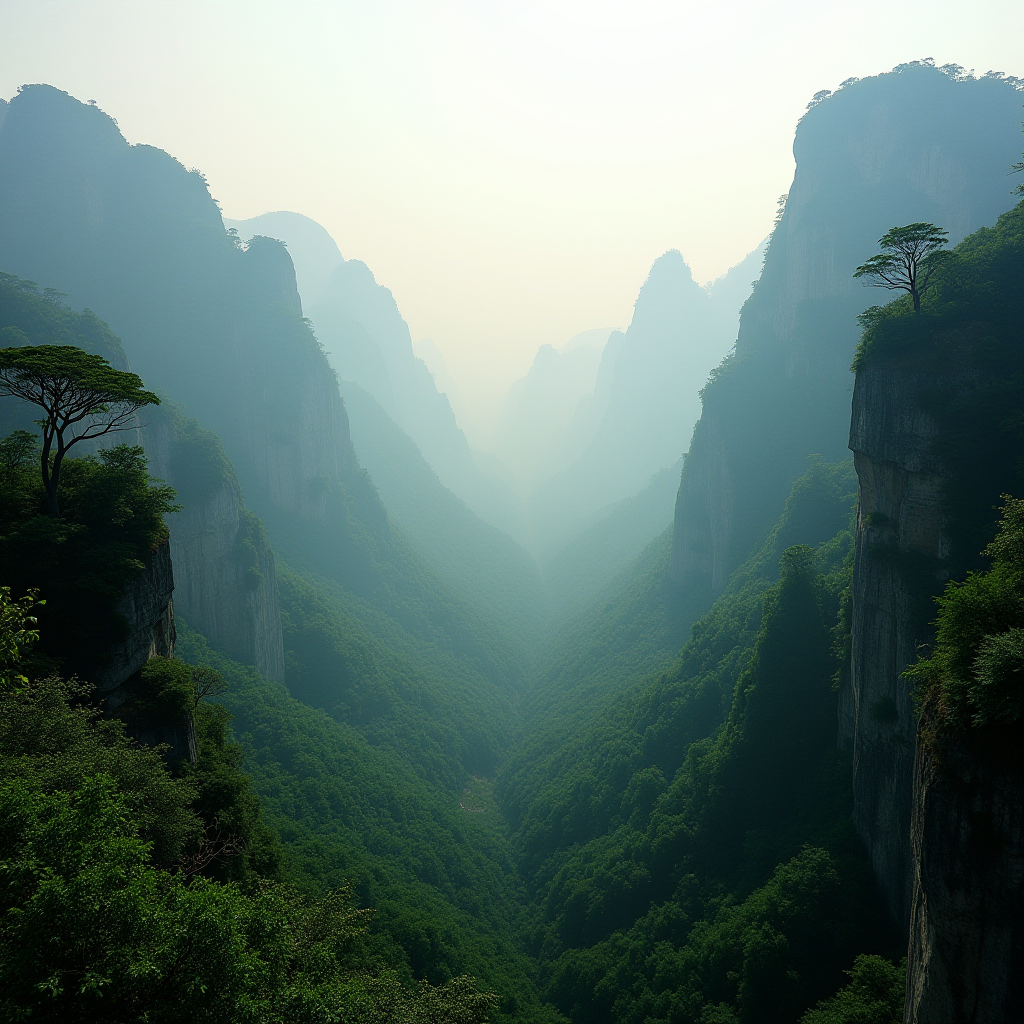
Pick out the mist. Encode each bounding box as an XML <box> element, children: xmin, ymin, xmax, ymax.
<box><xmin>1</xmin><ymin>6</ymin><xmax>1022</xmax><ymax>1023</ymax></box>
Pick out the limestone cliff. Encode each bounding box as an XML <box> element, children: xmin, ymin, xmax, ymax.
<box><xmin>144</xmin><ymin>406</ymin><xmax>286</xmax><ymax>682</ymax></box>
<box><xmin>844</xmin><ymin>359</ymin><xmax>956</xmax><ymax>925</ymax></box>
<box><xmin>672</xmin><ymin>66</ymin><xmax>1023</xmax><ymax>615</ymax></box>
<box><xmin>905</xmin><ymin>723</ymin><xmax>1024</xmax><ymax>1023</ymax></box>
<box><xmin>94</xmin><ymin>542</ymin><xmax>196</xmax><ymax>763</ymax></box>
<box><xmin>0</xmin><ymin>85</ymin><xmax>373</xmax><ymax>588</ymax></box>
<box><xmin>846</xmin><ymin>199</ymin><xmax>1022</xmax><ymax>989</ymax></box>
<box><xmin>92</xmin><ymin>541</ymin><xmax>177</xmax><ymax>696</ymax></box>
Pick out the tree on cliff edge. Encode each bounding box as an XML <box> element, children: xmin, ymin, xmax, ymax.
<box><xmin>0</xmin><ymin>337</ymin><xmax>158</xmax><ymax>516</ymax></box>
<box><xmin>854</xmin><ymin>222</ymin><xmax>949</xmax><ymax>312</ymax></box>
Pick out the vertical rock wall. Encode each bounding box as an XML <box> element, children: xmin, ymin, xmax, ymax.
<box><xmin>144</xmin><ymin>407</ymin><xmax>286</xmax><ymax>682</ymax></box>
<box><xmin>94</xmin><ymin>542</ymin><xmax>197</xmax><ymax>764</ymax></box>
<box><xmin>844</xmin><ymin>361</ymin><xmax>954</xmax><ymax>926</ymax></box>
<box><xmin>672</xmin><ymin>68</ymin><xmax>1022</xmax><ymax>612</ymax></box>
<box><xmin>905</xmin><ymin>725</ymin><xmax>1024</xmax><ymax>1023</ymax></box>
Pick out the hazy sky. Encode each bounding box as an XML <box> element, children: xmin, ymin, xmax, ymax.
<box><xmin>1</xmin><ymin>1</ymin><xmax>1022</xmax><ymax>415</ymax></box>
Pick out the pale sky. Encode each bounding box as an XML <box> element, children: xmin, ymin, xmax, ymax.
<box><xmin>1</xmin><ymin>0</ymin><xmax>1022</xmax><ymax>416</ymax></box>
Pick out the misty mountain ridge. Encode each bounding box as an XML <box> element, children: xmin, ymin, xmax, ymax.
<box><xmin>226</xmin><ymin>210</ymin><xmax>526</xmax><ymax>541</ymax></box>
<box><xmin>522</xmin><ymin>243</ymin><xmax>759</xmax><ymax>558</ymax></box>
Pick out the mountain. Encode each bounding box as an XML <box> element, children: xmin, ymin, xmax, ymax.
<box><xmin>844</xmin><ymin>200</ymin><xmax>1023</xmax><ymax>1004</ymax></box>
<box><xmin>0</xmin><ymin>86</ymin><xmax>563</xmax><ymax>1016</ymax></box>
<box><xmin>225</xmin><ymin>211</ymin><xmax>525</xmax><ymax>540</ymax></box>
<box><xmin>673</xmin><ymin>65</ymin><xmax>1024</xmax><ymax>615</ymax></box>
<box><xmin>489</xmin><ymin>332</ymin><xmax>607</xmax><ymax>494</ymax></box>
<box><xmin>525</xmin><ymin>251</ymin><xmax>731</xmax><ymax>556</ymax></box>
<box><xmin>493</xmin><ymin>65</ymin><xmax>1024</xmax><ymax>1023</ymax></box>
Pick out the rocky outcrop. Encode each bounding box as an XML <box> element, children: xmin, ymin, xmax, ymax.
<box><xmin>906</xmin><ymin>724</ymin><xmax>1024</xmax><ymax>1023</ymax></box>
<box><xmin>144</xmin><ymin>406</ymin><xmax>286</xmax><ymax>682</ymax></box>
<box><xmin>93</xmin><ymin>541</ymin><xmax>176</xmax><ymax>696</ymax></box>
<box><xmin>843</xmin><ymin>361</ymin><xmax>956</xmax><ymax>926</ymax></box>
<box><xmin>94</xmin><ymin>542</ymin><xmax>196</xmax><ymax>763</ymax></box>
<box><xmin>0</xmin><ymin>85</ymin><xmax>376</xmax><ymax>589</ymax></box>
<box><xmin>672</xmin><ymin>66</ymin><xmax>1023</xmax><ymax>608</ymax></box>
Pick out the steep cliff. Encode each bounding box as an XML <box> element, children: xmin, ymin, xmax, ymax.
<box><xmin>906</xmin><ymin>721</ymin><xmax>1023</xmax><ymax>1023</ymax></box>
<box><xmin>845</xmin><ymin>359</ymin><xmax>955</xmax><ymax>925</ymax></box>
<box><xmin>846</xmin><ymin>200</ymin><xmax>1022</xmax><ymax>945</ymax></box>
<box><xmin>0</xmin><ymin>87</ymin><xmax>363</xmax><ymax>566</ymax></box>
<box><xmin>0</xmin><ymin>271</ymin><xmax>286</xmax><ymax>684</ymax></box>
<box><xmin>0</xmin><ymin>86</ymin><xmax>513</xmax><ymax>678</ymax></box>
<box><xmin>144</xmin><ymin>407</ymin><xmax>286</xmax><ymax>682</ymax></box>
<box><xmin>226</xmin><ymin>210</ymin><xmax>524</xmax><ymax>539</ymax></box>
<box><xmin>673</xmin><ymin>65</ymin><xmax>1023</xmax><ymax>618</ymax></box>
<box><xmin>92</xmin><ymin>541</ymin><xmax>176</xmax><ymax>696</ymax></box>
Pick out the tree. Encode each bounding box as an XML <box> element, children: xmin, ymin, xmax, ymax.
<box><xmin>853</xmin><ymin>222</ymin><xmax>949</xmax><ymax>312</ymax></box>
<box><xmin>191</xmin><ymin>664</ymin><xmax>229</xmax><ymax>710</ymax></box>
<box><xmin>0</xmin><ymin>340</ymin><xmax>159</xmax><ymax>515</ymax></box>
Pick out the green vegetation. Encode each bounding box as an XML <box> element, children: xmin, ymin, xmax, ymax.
<box><xmin>174</xmin><ymin>624</ymin><xmax>562</xmax><ymax>1024</ymax></box>
<box><xmin>494</xmin><ymin>460</ymin><xmax>898</xmax><ymax>1022</ymax></box>
<box><xmin>853</xmin><ymin>222</ymin><xmax>949</xmax><ymax>313</ymax></box>
<box><xmin>908</xmin><ymin>497</ymin><xmax>1024</xmax><ymax>733</ymax></box>
<box><xmin>0</xmin><ymin>482</ymin><xmax>501</xmax><ymax>1022</ymax></box>
<box><xmin>0</xmin><ymin>439</ymin><xmax>177</xmax><ymax>679</ymax></box>
<box><xmin>0</xmin><ymin>341</ymin><xmax>159</xmax><ymax>515</ymax></box>
<box><xmin>0</xmin><ymin>677</ymin><xmax>496</xmax><ymax>1023</ymax></box>
<box><xmin>800</xmin><ymin>956</ymin><xmax>905</xmax><ymax>1024</ymax></box>
<box><xmin>855</xmin><ymin>200</ymin><xmax>1024</xmax><ymax>576</ymax></box>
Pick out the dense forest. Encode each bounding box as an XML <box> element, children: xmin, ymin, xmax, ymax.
<box><xmin>1</xmin><ymin>59</ymin><xmax>1022</xmax><ymax>1024</ymax></box>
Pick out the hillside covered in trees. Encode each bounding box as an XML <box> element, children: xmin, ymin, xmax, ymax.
<box><xmin>1</xmin><ymin>58</ymin><xmax>1022</xmax><ymax>1024</ymax></box>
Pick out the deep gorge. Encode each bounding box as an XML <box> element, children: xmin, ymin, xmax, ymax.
<box><xmin>0</xmin><ymin>61</ymin><xmax>1021</xmax><ymax>1024</ymax></box>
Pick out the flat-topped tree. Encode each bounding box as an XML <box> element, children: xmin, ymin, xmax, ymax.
<box><xmin>0</xmin><ymin>338</ymin><xmax>159</xmax><ymax>516</ymax></box>
<box><xmin>854</xmin><ymin>222</ymin><xmax>949</xmax><ymax>312</ymax></box>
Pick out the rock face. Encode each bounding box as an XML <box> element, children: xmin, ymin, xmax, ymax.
<box><xmin>906</xmin><ymin>725</ymin><xmax>1024</xmax><ymax>1023</ymax></box>
<box><xmin>226</xmin><ymin>211</ymin><xmax>524</xmax><ymax>541</ymax></box>
<box><xmin>843</xmin><ymin>360</ymin><xmax>956</xmax><ymax>926</ymax></box>
<box><xmin>672</xmin><ymin>66</ymin><xmax>1023</xmax><ymax>613</ymax></box>
<box><xmin>0</xmin><ymin>85</ymin><xmax>377</xmax><ymax>590</ymax></box>
<box><xmin>94</xmin><ymin>542</ymin><xmax>196</xmax><ymax>764</ymax></box>
<box><xmin>144</xmin><ymin>407</ymin><xmax>286</xmax><ymax>682</ymax></box>
<box><xmin>93</xmin><ymin>541</ymin><xmax>177</xmax><ymax>696</ymax></box>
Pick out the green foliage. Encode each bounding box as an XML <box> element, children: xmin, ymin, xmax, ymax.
<box><xmin>800</xmin><ymin>955</ymin><xmax>905</xmax><ymax>1024</ymax></box>
<box><xmin>0</xmin><ymin>670</ymin><xmax>497</xmax><ymax>1022</ymax></box>
<box><xmin>0</xmin><ymin>587</ymin><xmax>42</xmax><ymax>692</ymax></box>
<box><xmin>0</xmin><ymin>772</ymin><xmax>496</xmax><ymax>1023</ymax></box>
<box><xmin>498</xmin><ymin>459</ymin><xmax>856</xmax><ymax>883</ymax></box>
<box><xmin>908</xmin><ymin>497</ymin><xmax>1024</xmax><ymax>731</ymax></box>
<box><xmin>853</xmin><ymin>202</ymin><xmax>1024</xmax><ymax>610</ymax></box>
<box><xmin>852</xmin><ymin>222</ymin><xmax>949</xmax><ymax>312</ymax></box>
<box><xmin>137</xmin><ymin>656</ymin><xmax>195</xmax><ymax>722</ymax></box>
<box><xmin>0</xmin><ymin>342</ymin><xmax>160</xmax><ymax>515</ymax></box>
<box><xmin>183</xmin><ymin>697</ymin><xmax>285</xmax><ymax>883</ymax></box>
<box><xmin>0</xmin><ymin>675</ymin><xmax>200</xmax><ymax>868</ymax></box>
<box><xmin>0</xmin><ymin>442</ymin><xmax>177</xmax><ymax>678</ymax></box>
<box><xmin>174</xmin><ymin>625</ymin><xmax>563</xmax><ymax>1024</ymax></box>
<box><xmin>279</xmin><ymin>566</ymin><xmax>510</xmax><ymax>788</ymax></box>
<box><xmin>0</xmin><ymin>273</ymin><xmax>124</xmax><ymax>371</ymax></box>
<box><xmin>495</xmin><ymin>461</ymin><xmax>891</xmax><ymax>1022</ymax></box>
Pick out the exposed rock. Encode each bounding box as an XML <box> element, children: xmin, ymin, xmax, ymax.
<box><xmin>93</xmin><ymin>541</ymin><xmax>176</xmax><ymax>696</ymax></box>
<box><xmin>906</xmin><ymin>724</ymin><xmax>1024</xmax><ymax>1023</ymax></box>
<box><xmin>144</xmin><ymin>406</ymin><xmax>286</xmax><ymax>682</ymax></box>
<box><xmin>672</xmin><ymin>67</ymin><xmax>1023</xmax><ymax>609</ymax></box>
<box><xmin>95</xmin><ymin>542</ymin><xmax>197</xmax><ymax>764</ymax></box>
<box><xmin>844</xmin><ymin>360</ymin><xmax>956</xmax><ymax>926</ymax></box>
